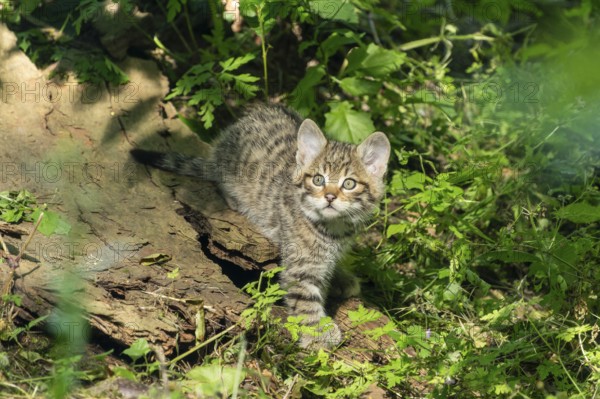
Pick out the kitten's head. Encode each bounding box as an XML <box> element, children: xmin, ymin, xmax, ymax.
<box><xmin>294</xmin><ymin>119</ymin><xmax>390</xmax><ymax>223</ymax></box>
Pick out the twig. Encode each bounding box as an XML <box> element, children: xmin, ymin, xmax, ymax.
<box><xmin>168</xmin><ymin>323</ymin><xmax>239</xmax><ymax>366</ymax></box>
<box><xmin>153</xmin><ymin>345</ymin><xmax>169</xmax><ymax>390</ymax></box>
<box><xmin>282</xmin><ymin>374</ymin><xmax>299</xmax><ymax>399</ymax></box>
<box><xmin>231</xmin><ymin>336</ymin><xmax>247</xmax><ymax>399</ymax></box>
<box><xmin>256</xmin><ymin>5</ymin><xmax>269</xmax><ymax>99</ymax></box>
<box><xmin>367</xmin><ymin>12</ymin><xmax>381</xmax><ymax>45</ymax></box>
<box><xmin>18</xmin><ymin>212</ymin><xmax>44</xmax><ymax>261</ymax></box>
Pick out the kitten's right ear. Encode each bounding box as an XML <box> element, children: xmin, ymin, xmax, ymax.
<box><xmin>296</xmin><ymin>119</ymin><xmax>327</xmax><ymax>167</ymax></box>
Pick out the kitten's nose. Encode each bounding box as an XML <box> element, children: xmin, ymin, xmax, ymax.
<box><xmin>325</xmin><ymin>193</ymin><xmax>336</xmax><ymax>203</ymax></box>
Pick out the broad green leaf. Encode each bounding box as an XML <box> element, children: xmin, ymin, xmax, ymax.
<box><xmin>310</xmin><ymin>1</ymin><xmax>358</xmax><ymax>23</ymax></box>
<box><xmin>386</xmin><ymin>223</ymin><xmax>408</xmax><ymax>238</ymax></box>
<box><xmin>289</xmin><ymin>65</ymin><xmax>326</xmax><ymax>116</ymax></box>
<box><xmin>19</xmin><ymin>350</ymin><xmax>43</xmax><ymax>362</ymax></box>
<box><xmin>1</xmin><ymin>208</ymin><xmax>22</xmax><ymax>223</ymax></box>
<box><xmin>186</xmin><ymin>365</ymin><xmax>246</xmax><ymax>396</ymax></box>
<box><xmin>30</xmin><ymin>209</ymin><xmax>71</xmax><ymax>236</ymax></box>
<box><xmin>345</xmin><ymin>43</ymin><xmax>406</xmax><ymax>77</ymax></box>
<box><xmin>111</xmin><ymin>366</ymin><xmax>137</xmax><ymax>381</ymax></box>
<box><xmin>555</xmin><ymin>202</ymin><xmax>600</xmax><ymax>223</ymax></box>
<box><xmin>122</xmin><ymin>339</ymin><xmax>151</xmax><ymax>362</ymax></box>
<box><xmin>443</xmin><ymin>282</ymin><xmax>462</xmax><ymax>301</ymax></box>
<box><xmin>338</xmin><ymin>76</ymin><xmax>382</xmax><ymax>96</ymax></box>
<box><xmin>319</xmin><ymin>30</ymin><xmax>362</xmax><ymax>60</ymax></box>
<box><xmin>324</xmin><ymin>101</ymin><xmax>375</xmax><ymax>143</ymax></box>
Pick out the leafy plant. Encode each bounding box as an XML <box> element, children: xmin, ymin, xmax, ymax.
<box><xmin>0</xmin><ymin>190</ymin><xmax>70</xmax><ymax>236</ymax></box>
<box><xmin>166</xmin><ymin>54</ymin><xmax>260</xmax><ymax>130</ymax></box>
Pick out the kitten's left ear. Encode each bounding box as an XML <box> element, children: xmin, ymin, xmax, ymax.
<box><xmin>296</xmin><ymin>119</ymin><xmax>327</xmax><ymax>167</ymax></box>
<box><xmin>357</xmin><ymin>132</ymin><xmax>391</xmax><ymax>178</ymax></box>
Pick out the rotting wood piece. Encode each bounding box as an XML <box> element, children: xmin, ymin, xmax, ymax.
<box><xmin>177</xmin><ymin>204</ymin><xmax>279</xmax><ymax>272</ymax></box>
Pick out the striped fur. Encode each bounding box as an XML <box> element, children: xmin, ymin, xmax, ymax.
<box><xmin>132</xmin><ymin>104</ymin><xmax>390</xmax><ymax>348</ymax></box>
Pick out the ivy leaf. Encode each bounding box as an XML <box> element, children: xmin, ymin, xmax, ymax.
<box><xmin>345</xmin><ymin>43</ymin><xmax>406</xmax><ymax>77</ymax></box>
<box><xmin>324</xmin><ymin>101</ymin><xmax>375</xmax><ymax>143</ymax></box>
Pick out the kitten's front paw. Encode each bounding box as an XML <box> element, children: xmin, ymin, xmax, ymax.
<box><xmin>330</xmin><ymin>268</ymin><xmax>361</xmax><ymax>299</ymax></box>
<box><xmin>299</xmin><ymin>322</ymin><xmax>342</xmax><ymax>349</ymax></box>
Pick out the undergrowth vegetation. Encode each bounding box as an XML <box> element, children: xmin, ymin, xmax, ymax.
<box><xmin>1</xmin><ymin>0</ymin><xmax>599</xmax><ymax>398</ymax></box>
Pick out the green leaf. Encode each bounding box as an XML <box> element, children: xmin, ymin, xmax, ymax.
<box><xmin>345</xmin><ymin>43</ymin><xmax>406</xmax><ymax>78</ymax></box>
<box><xmin>19</xmin><ymin>350</ymin><xmax>43</xmax><ymax>363</ymax></box>
<box><xmin>556</xmin><ymin>325</ymin><xmax>593</xmax><ymax>342</ymax></box>
<box><xmin>319</xmin><ymin>30</ymin><xmax>362</xmax><ymax>60</ymax></box>
<box><xmin>219</xmin><ymin>54</ymin><xmax>255</xmax><ymax>72</ymax></box>
<box><xmin>479</xmin><ymin>250</ymin><xmax>541</xmax><ymax>264</ymax></box>
<box><xmin>387</xmin><ymin>223</ymin><xmax>408</xmax><ymax>238</ymax></box>
<box><xmin>166</xmin><ymin>0</ymin><xmax>183</xmax><ymax>22</ymax></box>
<box><xmin>30</xmin><ymin>209</ymin><xmax>71</xmax><ymax>236</ymax></box>
<box><xmin>555</xmin><ymin>202</ymin><xmax>600</xmax><ymax>223</ymax></box>
<box><xmin>1</xmin><ymin>208</ymin><xmax>22</xmax><ymax>223</ymax></box>
<box><xmin>310</xmin><ymin>1</ymin><xmax>358</xmax><ymax>23</ymax></box>
<box><xmin>480</xmin><ymin>303</ymin><xmax>518</xmax><ymax>325</ymax></box>
<box><xmin>347</xmin><ymin>304</ymin><xmax>382</xmax><ymax>326</ymax></box>
<box><xmin>140</xmin><ymin>253</ymin><xmax>172</xmax><ymax>267</ymax></box>
<box><xmin>231</xmin><ymin>73</ymin><xmax>260</xmax><ymax>99</ymax></box>
<box><xmin>122</xmin><ymin>338</ymin><xmax>151</xmax><ymax>362</ymax></box>
<box><xmin>443</xmin><ymin>282</ymin><xmax>462</xmax><ymax>301</ymax></box>
<box><xmin>338</xmin><ymin>77</ymin><xmax>382</xmax><ymax>96</ymax></box>
<box><xmin>111</xmin><ymin>366</ymin><xmax>137</xmax><ymax>381</ymax></box>
<box><xmin>493</xmin><ymin>384</ymin><xmax>512</xmax><ymax>394</ymax></box>
<box><xmin>289</xmin><ymin>65</ymin><xmax>326</xmax><ymax>116</ymax></box>
<box><xmin>324</xmin><ymin>101</ymin><xmax>375</xmax><ymax>143</ymax></box>
<box><xmin>186</xmin><ymin>365</ymin><xmax>245</xmax><ymax>397</ymax></box>
<box><xmin>537</xmin><ymin>360</ymin><xmax>563</xmax><ymax>380</ymax></box>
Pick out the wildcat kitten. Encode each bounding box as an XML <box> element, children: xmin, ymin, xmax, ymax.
<box><xmin>131</xmin><ymin>104</ymin><xmax>390</xmax><ymax>348</ymax></box>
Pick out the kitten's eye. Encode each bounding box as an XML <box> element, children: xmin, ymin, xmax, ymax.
<box><xmin>312</xmin><ymin>174</ymin><xmax>325</xmax><ymax>186</ymax></box>
<box><xmin>342</xmin><ymin>178</ymin><xmax>357</xmax><ymax>190</ymax></box>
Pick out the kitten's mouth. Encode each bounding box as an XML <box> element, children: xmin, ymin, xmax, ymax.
<box><xmin>322</xmin><ymin>205</ymin><xmax>339</xmax><ymax>215</ymax></box>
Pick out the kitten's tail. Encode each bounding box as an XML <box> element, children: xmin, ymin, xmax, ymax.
<box><xmin>130</xmin><ymin>149</ymin><xmax>217</xmax><ymax>181</ymax></box>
